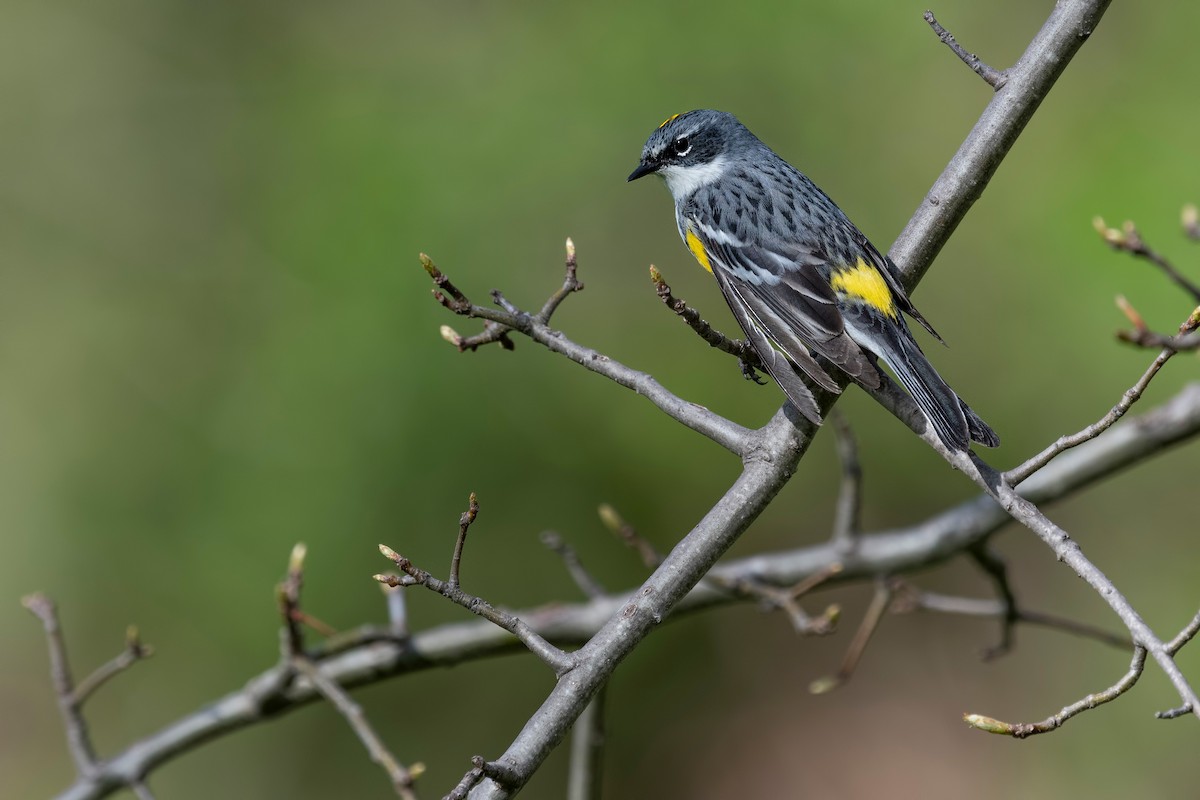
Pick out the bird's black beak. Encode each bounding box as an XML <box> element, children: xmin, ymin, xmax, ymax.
<box><xmin>627</xmin><ymin>160</ymin><xmax>656</xmax><ymax>182</ymax></box>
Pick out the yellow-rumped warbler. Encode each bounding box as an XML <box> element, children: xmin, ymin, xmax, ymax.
<box><xmin>629</xmin><ymin>109</ymin><xmax>998</xmax><ymax>452</ymax></box>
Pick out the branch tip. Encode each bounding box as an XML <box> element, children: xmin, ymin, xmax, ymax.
<box><xmin>1183</xmin><ymin>204</ymin><xmax>1199</xmax><ymax>240</ymax></box>
<box><xmin>963</xmin><ymin>713</ymin><xmax>1011</xmax><ymax>734</ymax></box>
<box><xmin>923</xmin><ymin>10</ymin><xmax>1008</xmax><ymax>89</ymax></box>
<box><xmin>288</xmin><ymin>542</ymin><xmax>307</xmax><ymax>573</ymax></box>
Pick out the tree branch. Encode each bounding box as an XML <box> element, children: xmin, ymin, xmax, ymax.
<box><xmin>50</xmin><ymin>381</ymin><xmax>1200</xmax><ymax>800</ymax></box>
<box><xmin>23</xmin><ymin>594</ymin><xmax>99</xmax><ymax>778</ymax></box>
<box><xmin>923</xmin><ymin>10</ymin><xmax>1008</xmax><ymax>90</ymax></box>
<box><xmin>890</xmin><ymin>0</ymin><xmax>1114</xmax><ymax>287</ymax></box>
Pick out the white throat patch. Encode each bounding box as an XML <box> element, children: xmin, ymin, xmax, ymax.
<box><xmin>660</xmin><ymin>155</ymin><xmax>729</xmax><ymax>200</ymax></box>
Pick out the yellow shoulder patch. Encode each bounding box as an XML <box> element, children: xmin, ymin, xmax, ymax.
<box><xmin>685</xmin><ymin>229</ymin><xmax>713</xmax><ymax>274</ymax></box>
<box><xmin>830</xmin><ymin>258</ymin><xmax>897</xmax><ymax>318</ymax></box>
<box><xmin>658</xmin><ymin>113</ymin><xmax>682</xmax><ymax>129</ymax></box>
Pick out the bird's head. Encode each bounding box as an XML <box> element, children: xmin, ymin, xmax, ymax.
<box><xmin>627</xmin><ymin>109</ymin><xmax>750</xmax><ymax>199</ymax></box>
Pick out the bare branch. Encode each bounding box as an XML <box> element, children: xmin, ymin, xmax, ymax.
<box><xmin>381</xmin><ymin>583</ymin><xmax>410</xmax><ymax>637</ymax></box>
<box><xmin>540</xmin><ymin>532</ymin><xmax>607</xmax><ymax>600</ymax></box>
<box><xmin>293</xmin><ymin>657</ymin><xmax>422</xmax><ymax>799</ymax></box>
<box><xmin>376</xmin><ymin>545</ymin><xmax>575</xmax><ymax>676</ymax></box>
<box><xmin>890</xmin><ymin>1</ymin><xmax>1114</xmax><ymax>287</ymax></box>
<box><xmin>278</xmin><ymin>543</ymin><xmax>309</xmax><ymax>657</ymax></box>
<box><xmin>968</xmin><ymin>546</ymin><xmax>1020</xmax><ymax>660</ymax></box>
<box><xmin>1166</xmin><ymin>608</ymin><xmax>1200</xmax><ymax>655</ymax></box>
<box><xmin>965</xmin><ymin>647</ymin><xmax>1146</xmax><ymax>737</ymax></box>
<box><xmin>892</xmin><ymin>584</ymin><xmax>1129</xmax><ymax>651</ymax></box>
<box><xmin>601</xmin><ymin>501</ymin><xmax>840</xmax><ymax>634</ymax></box>
<box><xmin>1006</xmin><ymin>344</ymin><xmax>1176</xmax><ymax>484</ymax></box>
<box><xmin>421</xmin><ymin>253</ymin><xmax>754</xmax><ymax>456</ymax></box>
<box><xmin>1183</xmin><ymin>204</ymin><xmax>1200</xmax><ymax>241</ymax></box>
<box><xmin>449</xmin><ymin>492</ymin><xmax>480</xmax><ymax>590</ymax></box>
<box><xmin>598</xmin><ymin>503</ymin><xmax>661</xmax><ymax>569</ymax></box>
<box><xmin>444</xmin><ymin>758</ymin><xmax>486</xmax><ymax>800</ymax></box>
<box><xmin>567</xmin><ymin>685</ymin><xmax>607</xmax><ymax>800</ymax></box>
<box><xmin>51</xmin><ymin>380</ymin><xmax>1200</xmax><ymax>800</ymax></box>
<box><xmin>23</xmin><ymin>593</ymin><xmax>98</xmax><ymax>777</ymax></box>
<box><xmin>809</xmin><ymin>578</ymin><xmax>894</xmax><ymax>694</ymax></box>
<box><xmin>1094</xmin><ymin>216</ymin><xmax>1200</xmax><ymax>302</ymax></box>
<box><xmin>867</xmin><ymin>373</ymin><xmax>1200</xmax><ymax>725</ymax></box>
<box><xmin>1118</xmin><ymin>302</ymin><xmax>1200</xmax><ymax>352</ymax></box>
<box><xmin>278</xmin><ymin>545</ymin><xmax>424</xmax><ymax>797</ymax></box>
<box><xmin>923</xmin><ymin>10</ymin><xmax>1008</xmax><ymax>89</ymax></box>
<box><xmin>537</xmin><ymin>238</ymin><xmax>585</xmax><ymax>323</ymax></box>
<box><xmin>648</xmin><ymin>265</ymin><xmax>762</xmax><ymax>368</ymax></box>
<box><xmin>830</xmin><ymin>412</ymin><xmax>863</xmax><ymax>552</ymax></box>
<box><xmin>71</xmin><ymin>625</ymin><xmax>154</xmax><ymax>705</ymax></box>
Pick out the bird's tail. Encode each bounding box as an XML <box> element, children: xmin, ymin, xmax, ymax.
<box><xmin>874</xmin><ymin>324</ymin><xmax>999</xmax><ymax>452</ymax></box>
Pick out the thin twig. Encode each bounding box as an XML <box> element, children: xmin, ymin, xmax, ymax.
<box><xmin>969</xmin><ymin>546</ymin><xmax>1020</xmax><ymax>660</ymax></box>
<box><xmin>648</xmin><ymin>265</ymin><xmax>763</xmax><ymax>370</ymax></box>
<box><xmin>830</xmin><ymin>411</ymin><xmax>862</xmax><ymax>552</ymax></box>
<box><xmin>712</xmin><ymin>573</ymin><xmax>841</xmax><ymax>636</ymax></box>
<box><xmin>1155</xmin><ymin>704</ymin><xmax>1192</xmax><ymax>721</ymax></box>
<box><xmin>293</xmin><ymin>656</ymin><xmax>422</xmax><ymax>799</ymax></box>
<box><xmin>1183</xmin><ymin>204</ymin><xmax>1200</xmax><ymax>241</ymax></box>
<box><xmin>809</xmin><ymin>578</ymin><xmax>894</xmax><ymax>693</ymax></box>
<box><xmin>537</xmin><ymin>238</ymin><xmax>585</xmax><ymax>323</ymax></box>
<box><xmin>923</xmin><ymin>10</ymin><xmax>1008</xmax><ymax>90</ymax></box>
<box><xmin>598</xmin><ymin>503</ymin><xmax>661</xmax><ymax>569</ymax></box>
<box><xmin>1166</xmin><ymin>608</ymin><xmax>1200</xmax><ymax>655</ymax></box>
<box><xmin>381</xmin><ymin>582</ymin><xmax>410</xmax><ymax>638</ymax></box>
<box><xmin>449</xmin><ymin>492</ymin><xmax>479</xmax><ymax>590</ymax></box>
<box><xmin>278</xmin><ymin>543</ymin><xmax>308</xmax><ymax>657</ymax></box>
<box><xmin>541</xmin><ymin>531</ymin><xmax>607</xmax><ymax>600</ymax></box>
<box><xmin>443</xmin><ymin>758</ymin><xmax>486</xmax><ymax>800</ymax></box>
<box><xmin>376</xmin><ymin>546</ymin><xmax>575</xmax><ymax>676</ymax></box>
<box><xmin>867</xmin><ymin>369</ymin><xmax>1200</xmax><ymax>726</ymax></box>
<box><xmin>71</xmin><ymin>626</ymin><xmax>154</xmax><ymax>705</ymax></box>
<box><xmin>966</xmin><ymin>647</ymin><xmax>1146</xmax><ymax>737</ymax></box>
<box><xmin>420</xmin><ymin>253</ymin><xmax>755</xmax><ymax>455</ymax></box>
<box><xmin>567</xmin><ymin>684</ymin><xmax>607</xmax><ymax>800</ymax></box>
<box><xmin>1095</xmin><ymin>217</ymin><xmax>1200</xmax><ymax>302</ymax></box>
<box><xmin>1118</xmin><ymin>304</ymin><xmax>1200</xmax><ymax>352</ymax></box>
<box><xmin>23</xmin><ymin>594</ymin><xmax>98</xmax><ymax>777</ymax></box>
<box><xmin>892</xmin><ymin>585</ymin><xmax>1129</xmax><ymax>650</ymax></box>
<box><xmin>602</xmin><ymin>502</ymin><xmax>840</xmax><ymax>634</ymax></box>
<box><xmin>1006</xmin><ymin>345</ymin><xmax>1176</xmax><ymax>484</ymax></box>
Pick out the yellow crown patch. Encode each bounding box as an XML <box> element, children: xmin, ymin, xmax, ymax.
<box><xmin>658</xmin><ymin>113</ymin><xmax>682</xmax><ymax>129</ymax></box>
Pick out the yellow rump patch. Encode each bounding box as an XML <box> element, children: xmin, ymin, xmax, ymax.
<box><xmin>831</xmin><ymin>258</ymin><xmax>897</xmax><ymax>318</ymax></box>
<box><xmin>658</xmin><ymin>113</ymin><xmax>682</xmax><ymax>129</ymax></box>
<box><xmin>685</xmin><ymin>229</ymin><xmax>713</xmax><ymax>274</ymax></box>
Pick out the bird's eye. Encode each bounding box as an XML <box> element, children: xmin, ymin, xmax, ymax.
<box><xmin>672</xmin><ymin>136</ymin><xmax>691</xmax><ymax>157</ymax></box>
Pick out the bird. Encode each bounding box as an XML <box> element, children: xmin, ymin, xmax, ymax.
<box><xmin>628</xmin><ymin>109</ymin><xmax>998</xmax><ymax>452</ymax></box>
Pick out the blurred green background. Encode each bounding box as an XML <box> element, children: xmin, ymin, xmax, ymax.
<box><xmin>3</xmin><ymin>0</ymin><xmax>1199</xmax><ymax>797</ymax></box>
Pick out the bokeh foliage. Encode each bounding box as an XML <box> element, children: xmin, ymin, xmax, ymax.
<box><xmin>3</xmin><ymin>1</ymin><xmax>1198</xmax><ymax>797</ymax></box>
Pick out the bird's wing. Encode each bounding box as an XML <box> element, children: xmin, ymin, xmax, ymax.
<box><xmin>699</xmin><ymin>232</ymin><xmax>881</xmax><ymax>391</ymax></box>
